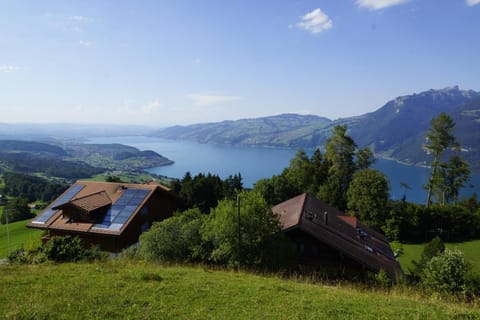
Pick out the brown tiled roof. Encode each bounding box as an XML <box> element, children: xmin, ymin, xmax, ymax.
<box><xmin>272</xmin><ymin>193</ymin><xmax>403</xmax><ymax>279</ymax></box>
<box><xmin>54</xmin><ymin>191</ymin><xmax>112</xmax><ymax>213</ymax></box>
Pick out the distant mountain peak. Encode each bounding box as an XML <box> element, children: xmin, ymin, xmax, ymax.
<box><xmin>386</xmin><ymin>87</ymin><xmax>480</xmax><ymax>114</ymax></box>
<box><xmin>423</xmin><ymin>86</ymin><xmax>478</xmax><ymax>99</ymax></box>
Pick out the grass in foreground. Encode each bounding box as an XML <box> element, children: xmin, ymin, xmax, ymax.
<box><xmin>1</xmin><ymin>261</ymin><xmax>479</xmax><ymax>319</ymax></box>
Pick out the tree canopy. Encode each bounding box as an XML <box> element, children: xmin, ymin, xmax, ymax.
<box><xmin>424</xmin><ymin>112</ymin><xmax>459</xmax><ymax>207</ymax></box>
<box><xmin>1</xmin><ymin>197</ymin><xmax>34</xmax><ymax>224</ymax></box>
<box><xmin>171</xmin><ymin>172</ymin><xmax>243</xmax><ymax>213</ymax></box>
<box><xmin>346</xmin><ymin>169</ymin><xmax>389</xmax><ymax>229</ymax></box>
<box><xmin>201</xmin><ymin>191</ymin><xmax>292</xmax><ymax>268</ymax></box>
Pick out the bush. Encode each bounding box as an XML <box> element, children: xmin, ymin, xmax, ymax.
<box><xmin>139</xmin><ymin>208</ymin><xmax>206</xmax><ymax>263</ymax></box>
<box><xmin>44</xmin><ymin>236</ymin><xmax>104</xmax><ymax>263</ymax></box>
<box><xmin>44</xmin><ymin>236</ymin><xmax>87</xmax><ymax>262</ymax></box>
<box><xmin>364</xmin><ymin>269</ymin><xmax>393</xmax><ymax>290</ymax></box>
<box><xmin>7</xmin><ymin>247</ymin><xmax>29</xmax><ymax>264</ymax></box>
<box><xmin>8</xmin><ymin>246</ymin><xmax>48</xmax><ymax>264</ymax></box>
<box><xmin>7</xmin><ymin>237</ymin><xmax>104</xmax><ymax>264</ymax></box>
<box><xmin>117</xmin><ymin>245</ymin><xmax>139</xmax><ymax>261</ymax></box>
<box><xmin>411</xmin><ymin>236</ymin><xmax>445</xmax><ymax>279</ymax></box>
<box><xmin>421</xmin><ymin>249</ymin><xmax>470</xmax><ymax>295</ymax></box>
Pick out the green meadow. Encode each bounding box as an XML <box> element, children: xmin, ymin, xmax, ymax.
<box><xmin>1</xmin><ymin>261</ymin><xmax>479</xmax><ymax>320</ymax></box>
<box><xmin>1</xmin><ymin>218</ymin><xmax>480</xmax><ymax>319</ymax></box>
<box><xmin>391</xmin><ymin>240</ymin><xmax>480</xmax><ymax>274</ymax></box>
<box><xmin>0</xmin><ymin>213</ymin><xmax>43</xmax><ymax>258</ymax></box>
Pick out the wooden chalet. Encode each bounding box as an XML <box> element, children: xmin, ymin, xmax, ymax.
<box><xmin>272</xmin><ymin>193</ymin><xmax>403</xmax><ymax>280</ymax></box>
<box><xmin>28</xmin><ymin>180</ymin><xmax>177</xmax><ymax>252</ymax></box>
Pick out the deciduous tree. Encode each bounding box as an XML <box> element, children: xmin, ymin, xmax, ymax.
<box><xmin>284</xmin><ymin>149</ymin><xmax>314</xmax><ymax>195</ymax></box>
<box><xmin>139</xmin><ymin>208</ymin><xmax>205</xmax><ymax>263</ymax></box>
<box><xmin>201</xmin><ymin>191</ymin><xmax>293</xmax><ymax>268</ymax></box>
<box><xmin>346</xmin><ymin>169</ymin><xmax>389</xmax><ymax>229</ymax></box>
<box><xmin>1</xmin><ymin>197</ymin><xmax>34</xmax><ymax>224</ymax></box>
<box><xmin>319</xmin><ymin>125</ymin><xmax>356</xmax><ymax>211</ymax></box>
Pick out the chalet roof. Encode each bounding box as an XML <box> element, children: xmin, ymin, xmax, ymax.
<box><xmin>28</xmin><ymin>180</ymin><xmax>172</xmax><ymax>236</ymax></box>
<box><xmin>272</xmin><ymin>193</ymin><xmax>403</xmax><ymax>279</ymax></box>
<box><xmin>53</xmin><ymin>191</ymin><xmax>112</xmax><ymax>213</ymax></box>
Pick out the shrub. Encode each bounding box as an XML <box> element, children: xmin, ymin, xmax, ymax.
<box><xmin>363</xmin><ymin>269</ymin><xmax>393</xmax><ymax>289</ymax></box>
<box><xmin>139</xmin><ymin>208</ymin><xmax>206</xmax><ymax>263</ymax></box>
<box><xmin>8</xmin><ymin>237</ymin><xmax>104</xmax><ymax>264</ymax></box>
<box><xmin>44</xmin><ymin>236</ymin><xmax>104</xmax><ymax>263</ymax></box>
<box><xmin>117</xmin><ymin>245</ymin><xmax>139</xmax><ymax>261</ymax></box>
<box><xmin>421</xmin><ymin>249</ymin><xmax>470</xmax><ymax>295</ymax></box>
<box><xmin>8</xmin><ymin>246</ymin><xmax>48</xmax><ymax>264</ymax></box>
<box><xmin>7</xmin><ymin>247</ymin><xmax>29</xmax><ymax>264</ymax></box>
<box><xmin>374</xmin><ymin>269</ymin><xmax>393</xmax><ymax>289</ymax></box>
<box><xmin>411</xmin><ymin>236</ymin><xmax>445</xmax><ymax>278</ymax></box>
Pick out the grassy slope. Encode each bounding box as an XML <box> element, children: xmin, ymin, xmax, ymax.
<box><xmin>391</xmin><ymin>240</ymin><xmax>480</xmax><ymax>274</ymax></box>
<box><xmin>1</xmin><ymin>262</ymin><xmax>479</xmax><ymax>320</ymax></box>
<box><xmin>0</xmin><ymin>212</ymin><xmax>43</xmax><ymax>258</ymax></box>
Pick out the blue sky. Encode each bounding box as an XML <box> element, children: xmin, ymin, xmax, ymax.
<box><xmin>1</xmin><ymin>0</ymin><xmax>479</xmax><ymax>126</ymax></box>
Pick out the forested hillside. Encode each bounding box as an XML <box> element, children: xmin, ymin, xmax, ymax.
<box><xmin>154</xmin><ymin>113</ymin><xmax>332</xmax><ymax>148</ymax></box>
<box><xmin>348</xmin><ymin>87</ymin><xmax>480</xmax><ymax>172</ymax></box>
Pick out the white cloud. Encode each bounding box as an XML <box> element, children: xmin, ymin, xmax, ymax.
<box><xmin>79</xmin><ymin>40</ymin><xmax>93</xmax><ymax>47</ymax></box>
<box><xmin>141</xmin><ymin>99</ymin><xmax>161</xmax><ymax>114</ymax></box>
<box><xmin>188</xmin><ymin>94</ymin><xmax>242</xmax><ymax>107</ymax></box>
<box><xmin>466</xmin><ymin>0</ymin><xmax>480</xmax><ymax>6</ymax></box>
<box><xmin>356</xmin><ymin>0</ymin><xmax>410</xmax><ymax>10</ymax></box>
<box><xmin>68</xmin><ymin>15</ymin><xmax>92</xmax><ymax>22</ymax></box>
<box><xmin>0</xmin><ymin>65</ymin><xmax>21</xmax><ymax>72</ymax></box>
<box><xmin>291</xmin><ymin>8</ymin><xmax>333</xmax><ymax>34</ymax></box>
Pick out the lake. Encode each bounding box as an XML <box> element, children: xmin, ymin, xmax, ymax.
<box><xmin>88</xmin><ymin>136</ymin><xmax>480</xmax><ymax>204</ymax></box>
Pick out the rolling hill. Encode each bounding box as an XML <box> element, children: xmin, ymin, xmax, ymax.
<box><xmin>154</xmin><ymin>113</ymin><xmax>332</xmax><ymax>148</ymax></box>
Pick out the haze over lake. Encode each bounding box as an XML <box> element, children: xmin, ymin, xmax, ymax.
<box><xmin>89</xmin><ymin>136</ymin><xmax>480</xmax><ymax>204</ymax></box>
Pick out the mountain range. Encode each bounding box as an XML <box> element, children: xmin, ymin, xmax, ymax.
<box><xmin>153</xmin><ymin>86</ymin><xmax>480</xmax><ymax>173</ymax></box>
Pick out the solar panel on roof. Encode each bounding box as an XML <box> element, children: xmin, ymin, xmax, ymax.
<box><xmin>92</xmin><ymin>188</ymin><xmax>150</xmax><ymax>231</ymax></box>
<box><xmin>32</xmin><ymin>184</ymin><xmax>85</xmax><ymax>224</ymax></box>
